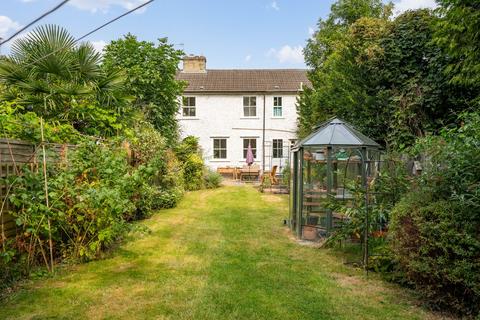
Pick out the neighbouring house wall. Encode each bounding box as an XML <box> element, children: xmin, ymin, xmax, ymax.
<box><xmin>177</xmin><ymin>94</ymin><xmax>298</xmax><ymax>171</ymax></box>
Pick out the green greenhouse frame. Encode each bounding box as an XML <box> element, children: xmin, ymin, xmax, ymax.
<box><xmin>289</xmin><ymin>118</ymin><xmax>381</xmax><ymax>242</ymax></box>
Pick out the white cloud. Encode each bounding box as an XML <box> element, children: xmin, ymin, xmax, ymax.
<box><xmin>91</xmin><ymin>40</ymin><xmax>107</xmax><ymax>53</ymax></box>
<box><xmin>0</xmin><ymin>15</ymin><xmax>21</xmax><ymax>39</ymax></box>
<box><xmin>18</xmin><ymin>0</ymin><xmax>149</xmax><ymax>12</ymax></box>
<box><xmin>308</xmin><ymin>27</ymin><xmax>315</xmax><ymax>37</ymax></box>
<box><xmin>245</xmin><ymin>54</ymin><xmax>252</xmax><ymax>62</ymax></box>
<box><xmin>0</xmin><ymin>31</ymin><xmax>29</xmax><ymax>54</ymax></box>
<box><xmin>68</xmin><ymin>0</ymin><xmax>148</xmax><ymax>13</ymax></box>
<box><xmin>267</xmin><ymin>45</ymin><xmax>304</xmax><ymax>64</ymax></box>
<box><xmin>270</xmin><ymin>1</ymin><xmax>280</xmax><ymax>11</ymax></box>
<box><xmin>393</xmin><ymin>0</ymin><xmax>438</xmax><ymax>15</ymax></box>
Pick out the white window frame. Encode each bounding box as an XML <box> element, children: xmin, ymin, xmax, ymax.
<box><xmin>272</xmin><ymin>139</ymin><xmax>283</xmax><ymax>158</ymax></box>
<box><xmin>273</xmin><ymin>96</ymin><xmax>283</xmax><ymax>117</ymax></box>
<box><xmin>182</xmin><ymin>96</ymin><xmax>196</xmax><ymax>117</ymax></box>
<box><xmin>243</xmin><ymin>96</ymin><xmax>257</xmax><ymax>117</ymax></box>
<box><xmin>213</xmin><ymin>138</ymin><xmax>227</xmax><ymax>159</ymax></box>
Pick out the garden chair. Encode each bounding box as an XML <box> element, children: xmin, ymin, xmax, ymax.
<box><xmin>260</xmin><ymin>165</ymin><xmax>279</xmax><ymax>185</ymax></box>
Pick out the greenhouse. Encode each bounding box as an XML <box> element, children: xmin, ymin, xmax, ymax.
<box><xmin>289</xmin><ymin>118</ymin><xmax>381</xmax><ymax>241</ymax></box>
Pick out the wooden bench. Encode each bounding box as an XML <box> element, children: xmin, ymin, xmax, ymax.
<box><xmin>239</xmin><ymin>165</ymin><xmax>260</xmax><ymax>181</ymax></box>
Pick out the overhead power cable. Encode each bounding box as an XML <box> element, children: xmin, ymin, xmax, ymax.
<box><xmin>75</xmin><ymin>0</ymin><xmax>155</xmax><ymax>44</ymax></box>
<box><xmin>0</xmin><ymin>0</ymin><xmax>70</xmax><ymax>47</ymax></box>
<box><xmin>22</xmin><ymin>0</ymin><xmax>155</xmax><ymax>69</ymax></box>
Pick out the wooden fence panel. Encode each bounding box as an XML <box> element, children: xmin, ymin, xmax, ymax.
<box><xmin>0</xmin><ymin>139</ymin><xmax>57</xmax><ymax>242</ymax></box>
<box><xmin>1</xmin><ymin>139</ymin><xmax>76</xmax><ymax>242</ymax></box>
<box><xmin>2</xmin><ymin>213</ymin><xmax>16</xmax><ymax>238</ymax></box>
<box><xmin>0</xmin><ymin>139</ymin><xmax>36</xmax><ymax>165</ymax></box>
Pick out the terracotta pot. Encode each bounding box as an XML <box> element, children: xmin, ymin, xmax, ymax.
<box><xmin>303</xmin><ymin>226</ymin><xmax>317</xmax><ymax>241</ymax></box>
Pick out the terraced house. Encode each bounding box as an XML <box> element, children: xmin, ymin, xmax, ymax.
<box><xmin>176</xmin><ymin>55</ymin><xmax>309</xmax><ymax>173</ymax></box>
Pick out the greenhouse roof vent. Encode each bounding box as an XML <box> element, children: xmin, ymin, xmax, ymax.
<box><xmin>296</xmin><ymin>117</ymin><xmax>381</xmax><ymax>148</ymax></box>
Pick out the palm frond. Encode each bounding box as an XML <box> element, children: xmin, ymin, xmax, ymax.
<box><xmin>10</xmin><ymin>25</ymin><xmax>76</xmax><ymax>78</ymax></box>
<box><xmin>74</xmin><ymin>43</ymin><xmax>102</xmax><ymax>81</ymax></box>
<box><xmin>51</xmin><ymin>82</ymin><xmax>92</xmax><ymax>96</ymax></box>
<box><xmin>0</xmin><ymin>59</ymin><xmax>31</xmax><ymax>84</ymax></box>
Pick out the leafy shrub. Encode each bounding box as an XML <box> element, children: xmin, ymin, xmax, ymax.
<box><xmin>368</xmin><ymin>242</ymin><xmax>397</xmax><ymax>275</ymax></box>
<box><xmin>281</xmin><ymin>163</ymin><xmax>291</xmax><ymax>186</ymax></box>
<box><xmin>175</xmin><ymin>136</ymin><xmax>201</xmax><ymax>162</ymax></box>
<box><xmin>390</xmin><ymin>112</ymin><xmax>480</xmax><ymax>316</ymax></box>
<box><xmin>127</xmin><ymin>123</ymin><xmax>184</xmax><ymax>216</ymax></box>
<box><xmin>5</xmin><ymin>136</ymin><xmax>185</xmax><ymax>264</ymax></box>
<box><xmin>152</xmin><ymin>187</ymin><xmax>183</xmax><ymax>209</ymax></box>
<box><xmin>130</xmin><ymin>121</ymin><xmax>166</xmax><ymax>165</ymax></box>
<box><xmin>391</xmin><ymin>192</ymin><xmax>480</xmax><ymax>315</ymax></box>
<box><xmin>183</xmin><ymin>153</ymin><xmax>204</xmax><ymax>191</ymax></box>
<box><xmin>0</xmin><ymin>102</ymin><xmax>83</xmax><ymax>144</ymax></box>
<box><xmin>204</xmin><ymin>170</ymin><xmax>222</xmax><ymax>189</ymax></box>
<box><xmin>9</xmin><ymin>141</ymin><xmax>134</xmax><ymax>261</ymax></box>
<box><xmin>0</xmin><ymin>241</ymin><xmax>26</xmax><ymax>292</ymax></box>
<box><xmin>176</xmin><ymin>136</ymin><xmax>205</xmax><ymax>191</ymax></box>
<box><xmin>148</xmin><ymin>149</ymin><xmax>184</xmax><ymax>209</ymax></box>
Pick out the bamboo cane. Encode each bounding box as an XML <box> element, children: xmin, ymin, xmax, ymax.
<box><xmin>36</xmin><ymin>236</ymin><xmax>50</xmax><ymax>271</ymax></box>
<box><xmin>40</xmin><ymin>117</ymin><xmax>54</xmax><ymax>273</ymax></box>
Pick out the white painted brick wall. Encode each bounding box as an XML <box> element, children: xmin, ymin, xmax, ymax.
<box><xmin>177</xmin><ymin>94</ymin><xmax>299</xmax><ymax>171</ymax></box>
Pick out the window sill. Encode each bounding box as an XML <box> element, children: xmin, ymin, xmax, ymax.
<box><xmin>179</xmin><ymin>117</ymin><xmax>200</xmax><ymax>120</ymax></box>
<box><xmin>271</xmin><ymin>117</ymin><xmax>285</xmax><ymax>119</ymax></box>
<box><xmin>240</xmin><ymin>117</ymin><xmax>260</xmax><ymax>120</ymax></box>
<box><xmin>209</xmin><ymin>159</ymin><xmax>230</xmax><ymax>162</ymax></box>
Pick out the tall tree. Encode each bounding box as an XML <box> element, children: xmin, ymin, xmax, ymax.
<box><xmin>298</xmin><ymin>2</ymin><xmax>474</xmax><ymax>149</ymax></box>
<box><xmin>102</xmin><ymin>35</ymin><xmax>185</xmax><ymax>145</ymax></box>
<box><xmin>434</xmin><ymin>0</ymin><xmax>480</xmax><ymax>91</ymax></box>
<box><xmin>299</xmin><ymin>0</ymin><xmax>392</xmax><ymax>139</ymax></box>
<box><xmin>0</xmin><ymin>25</ymin><xmax>128</xmax><ymax>136</ymax></box>
<box><xmin>304</xmin><ymin>0</ymin><xmax>391</xmax><ymax>80</ymax></box>
<box><xmin>378</xmin><ymin>10</ymin><xmax>462</xmax><ymax>148</ymax></box>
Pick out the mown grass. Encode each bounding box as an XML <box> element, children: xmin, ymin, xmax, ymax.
<box><xmin>1</xmin><ymin>186</ymin><xmax>442</xmax><ymax>319</ymax></box>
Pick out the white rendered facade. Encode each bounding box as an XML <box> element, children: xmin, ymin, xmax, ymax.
<box><xmin>177</xmin><ymin>93</ymin><xmax>299</xmax><ymax>172</ymax></box>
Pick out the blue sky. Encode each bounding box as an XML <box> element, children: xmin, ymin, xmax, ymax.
<box><xmin>0</xmin><ymin>0</ymin><xmax>437</xmax><ymax>69</ymax></box>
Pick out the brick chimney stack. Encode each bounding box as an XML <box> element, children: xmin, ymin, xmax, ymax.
<box><xmin>182</xmin><ymin>55</ymin><xmax>207</xmax><ymax>73</ymax></box>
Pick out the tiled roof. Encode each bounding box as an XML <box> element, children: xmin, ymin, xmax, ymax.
<box><xmin>176</xmin><ymin>69</ymin><xmax>310</xmax><ymax>93</ymax></box>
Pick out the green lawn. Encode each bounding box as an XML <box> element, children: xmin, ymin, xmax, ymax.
<box><xmin>1</xmin><ymin>186</ymin><xmax>439</xmax><ymax>319</ymax></box>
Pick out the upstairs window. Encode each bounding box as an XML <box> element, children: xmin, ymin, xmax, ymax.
<box><xmin>243</xmin><ymin>96</ymin><xmax>257</xmax><ymax>117</ymax></box>
<box><xmin>213</xmin><ymin>138</ymin><xmax>227</xmax><ymax>159</ymax></box>
<box><xmin>273</xmin><ymin>139</ymin><xmax>283</xmax><ymax>158</ymax></box>
<box><xmin>182</xmin><ymin>97</ymin><xmax>196</xmax><ymax>117</ymax></box>
<box><xmin>243</xmin><ymin>138</ymin><xmax>257</xmax><ymax>159</ymax></box>
<box><xmin>273</xmin><ymin>96</ymin><xmax>283</xmax><ymax>117</ymax></box>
